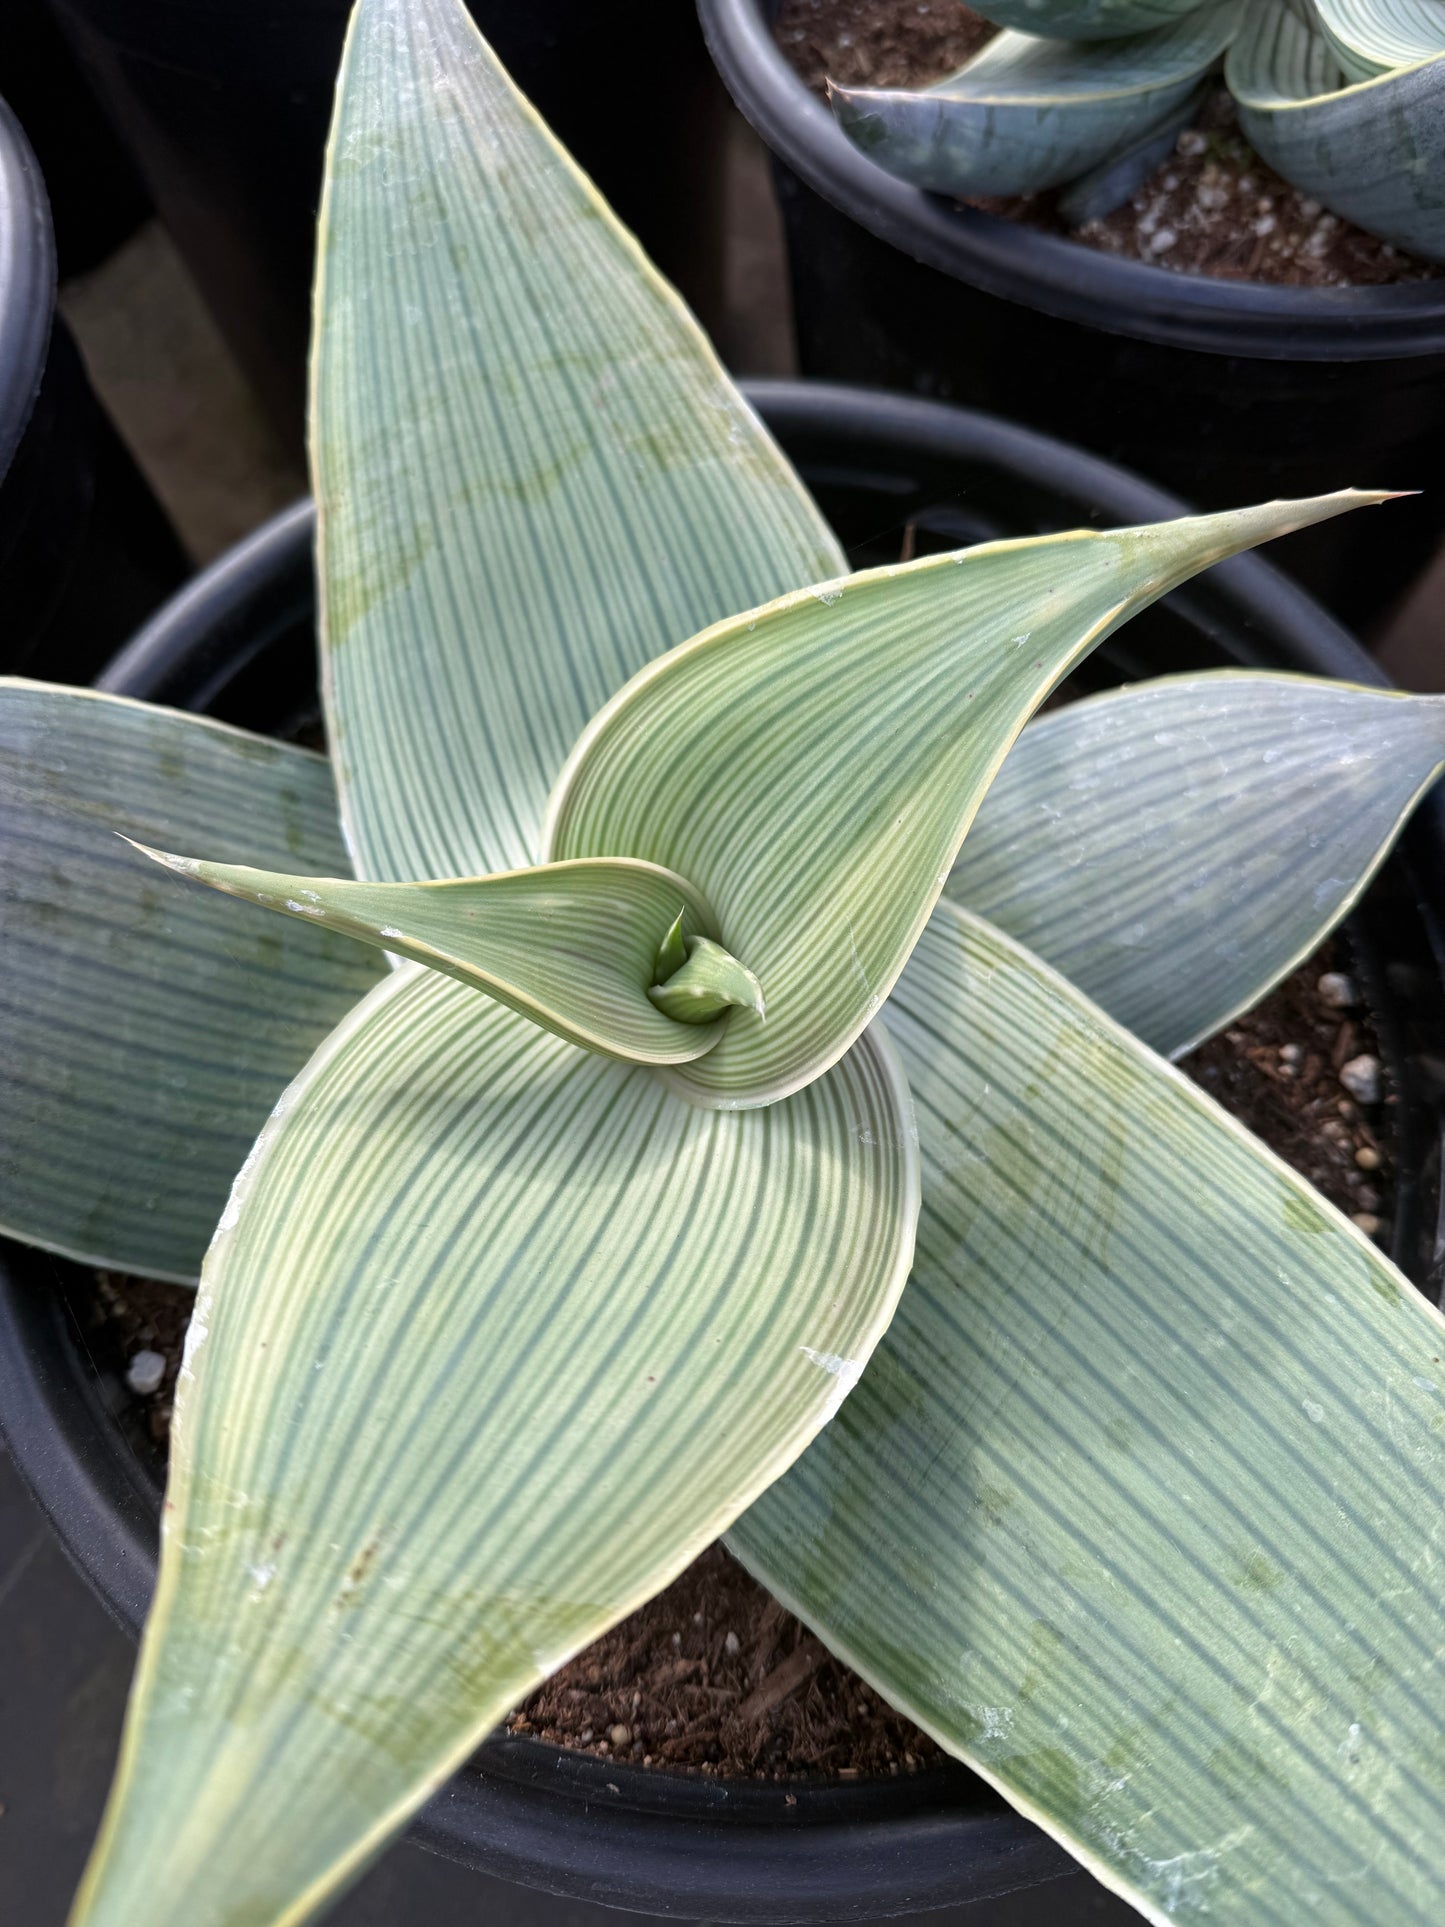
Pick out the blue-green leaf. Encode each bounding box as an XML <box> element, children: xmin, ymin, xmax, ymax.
<box><xmin>978</xmin><ymin>0</ymin><xmax>1216</xmax><ymax>40</ymax></box>
<box><xmin>1229</xmin><ymin>0</ymin><xmax>1445</xmax><ymax>261</ymax></box>
<box><xmin>829</xmin><ymin>5</ymin><xmax>1240</xmax><ymax>199</ymax></box>
<box><xmin>314</xmin><ymin>0</ymin><xmax>842</xmax><ymax>885</ymax></box>
<box><xmin>71</xmin><ymin>968</ymin><xmax>918</xmax><ymax>1927</ymax></box>
<box><xmin>0</xmin><ymin>680</ymin><xmax>380</xmax><ymax>1283</ymax></box>
<box><xmin>948</xmin><ymin>671</ymin><xmax>1445</xmax><ymax>1056</ymax></box>
<box><xmin>733</xmin><ymin>901</ymin><xmax>1445</xmax><ymax>1926</ymax></box>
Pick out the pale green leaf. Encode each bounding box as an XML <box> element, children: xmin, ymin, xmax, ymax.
<box><xmin>314</xmin><ymin>0</ymin><xmax>843</xmax><ymax>885</ymax></box>
<box><xmin>72</xmin><ymin>967</ymin><xmax>918</xmax><ymax>1927</ymax></box>
<box><xmin>128</xmin><ymin>847</ymin><xmax>739</xmax><ymax>1066</ymax></box>
<box><xmin>948</xmin><ymin>671</ymin><xmax>1445</xmax><ymax>1056</ymax></box>
<box><xmin>829</xmin><ymin>5</ymin><xmax>1240</xmax><ymax>199</ymax></box>
<box><xmin>978</xmin><ymin>0</ymin><xmax>1216</xmax><ymax>40</ymax></box>
<box><xmin>0</xmin><ymin>680</ymin><xmax>381</xmax><ymax>1284</ymax></box>
<box><xmin>648</xmin><ymin>934</ymin><xmax>767</xmax><ymax>1025</ymax></box>
<box><xmin>732</xmin><ymin>902</ymin><xmax>1445</xmax><ymax>1926</ymax></box>
<box><xmin>547</xmin><ymin>493</ymin><xmax>1387</xmax><ymax>1110</ymax></box>
<box><xmin>1313</xmin><ymin>0</ymin><xmax>1445</xmax><ymax>81</ymax></box>
<box><xmin>1228</xmin><ymin>1</ymin><xmax>1445</xmax><ymax>261</ymax></box>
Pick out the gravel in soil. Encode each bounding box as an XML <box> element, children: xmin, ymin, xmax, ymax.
<box><xmin>82</xmin><ymin>942</ymin><xmax>1396</xmax><ymax>1780</ymax></box>
<box><xmin>1178</xmin><ymin>939</ymin><xmax>1393</xmax><ymax>1241</ymax></box>
<box><xmin>773</xmin><ymin>1</ymin><xmax>1441</xmax><ymax>287</ymax></box>
<box><xmin>775</xmin><ymin>0</ymin><xmax>992</xmax><ymax>92</ymax></box>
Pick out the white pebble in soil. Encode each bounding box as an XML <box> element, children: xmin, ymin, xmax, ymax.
<box><xmin>1339</xmin><ymin>1055</ymin><xmax>1381</xmax><ymax>1105</ymax></box>
<box><xmin>126</xmin><ymin>1348</ymin><xmax>167</xmax><ymax>1396</ymax></box>
<box><xmin>1317</xmin><ymin>972</ymin><xmax>1359</xmax><ymax>1009</ymax></box>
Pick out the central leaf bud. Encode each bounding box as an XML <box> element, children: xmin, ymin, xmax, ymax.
<box><xmin>649</xmin><ymin>912</ymin><xmax>766</xmax><ymax>1026</ymax></box>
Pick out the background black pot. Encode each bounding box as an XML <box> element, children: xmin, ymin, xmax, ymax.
<box><xmin>4</xmin><ymin>382</ymin><xmax>1444</xmax><ymax>1921</ymax></box>
<box><xmin>49</xmin><ymin>0</ymin><xmax>731</xmax><ymax>457</ymax></box>
<box><xmin>1</xmin><ymin>0</ymin><xmax>149</xmax><ymax>275</ymax></box>
<box><xmin>699</xmin><ymin>0</ymin><xmax>1445</xmax><ymax>637</ymax></box>
<box><xmin>0</xmin><ymin>88</ymin><xmax>187</xmax><ymax>683</ymax></box>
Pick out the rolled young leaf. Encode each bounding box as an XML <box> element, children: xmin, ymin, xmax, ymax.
<box><xmin>829</xmin><ymin>5</ymin><xmax>1241</xmax><ymax>200</ymax></box>
<box><xmin>70</xmin><ymin>966</ymin><xmax>918</xmax><ymax>1927</ymax></box>
<box><xmin>977</xmin><ymin>0</ymin><xmax>1216</xmax><ymax>39</ymax></box>
<box><xmin>547</xmin><ymin>493</ymin><xmax>1389</xmax><ymax>1110</ymax></box>
<box><xmin>1313</xmin><ymin>0</ymin><xmax>1445</xmax><ymax>81</ymax></box>
<box><xmin>732</xmin><ymin>902</ymin><xmax>1445</xmax><ymax>1926</ymax></box>
<box><xmin>648</xmin><ymin>934</ymin><xmax>767</xmax><ymax>1025</ymax></box>
<box><xmin>314</xmin><ymin>0</ymin><xmax>843</xmax><ymax>885</ymax></box>
<box><xmin>0</xmin><ymin>681</ymin><xmax>380</xmax><ymax>1283</ymax></box>
<box><xmin>948</xmin><ymin>671</ymin><xmax>1445</xmax><ymax>1056</ymax></box>
<box><xmin>128</xmin><ymin>848</ymin><xmax>746</xmax><ymax>1066</ymax></box>
<box><xmin>1228</xmin><ymin>1</ymin><xmax>1445</xmax><ymax>261</ymax></box>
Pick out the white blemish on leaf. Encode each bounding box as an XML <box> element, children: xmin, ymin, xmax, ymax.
<box><xmin>178</xmin><ymin>1315</ymin><xmax>209</xmax><ymax>1385</ymax></box>
<box><xmin>1117</xmin><ymin>1827</ymin><xmax>1251</xmax><ymax>1914</ymax></box>
<box><xmin>969</xmin><ymin>1704</ymin><xmax>1014</xmax><ymax>1744</ymax></box>
<box><xmin>845</xmin><ymin>921</ymin><xmax>878</xmax><ymax>1012</ymax></box>
<box><xmin>801</xmin><ymin>1346</ymin><xmax>864</xmax><ymax>1423</ymax></box>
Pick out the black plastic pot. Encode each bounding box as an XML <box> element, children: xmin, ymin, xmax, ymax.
<box><xmin>0</xmin><ymin>88</ymin><xmax>187</xmax><ymax>683</ymax></box>
<box><xmin>50</xmin><ymin>0</ymin><xmax>730</xmax><ymax>456</ymax></box>
<box><xmin>700</xmin><ymin>0</ymin><xmax>1445</xmax><ymax>636</ymax></box>
<box><xmin>4</xmin><ymin>382</ymin><xmax>1445</xmax><ymax>1920</ymax></box>
<box><xmin>1</xmin><ymin>1</ymin><xmax>149</xmax><ymax>275</ymax></box>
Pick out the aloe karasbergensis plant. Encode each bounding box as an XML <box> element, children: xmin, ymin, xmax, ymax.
<box><xmin>3</xmin><ymin>1</ymin><xmax>1445</xmax><ymax>1921</ymax></box>
<box><xmin>829</xmin><ymin>1</ymin><xmax>1445</xmax><ymax>256</ymax></box>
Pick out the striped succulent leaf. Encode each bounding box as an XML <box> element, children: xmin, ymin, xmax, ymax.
<box><xmin>0</xmin><ymin>681</ymin><xmax>380</xmax><ymax>1282</ymax></box>
<box><xmin>1313</xmin><ymin>0</ymin><xmax>1445</xmax><ymax>80</ymax></box>
<box><xmin>64</xmin><ymin>6</ymin><xmax>917</xmax><ymax>1921</ymax></box>
<box><xmin>70</xmin><ymin>968</ymin><xmax>918</xmax><ymax>1927</ymax></box>
<box><xmin>948</xmin><ymin>671</ymin><xmax>1445</xmax><ymax>1055</ymax></box>
<box><xmin>1228</xmin><ymin>0</ymin><xmax>1445</xmax><ymax>261</ymax></box>
<box><xmin>546</xmin><ymin>493</ymin><xmax>1386</xmax><ymax>1108</ymax></box>
<box><xmin>978</xmin><ymin>0</ymin><xmax>1215</xmax><ymax>38</ymax></box>
<box><xmin>313</xmin><ymin>0</ymin><xmax>843</xmax><ymax>886</ymax></box>
<box><xmin>828</xmin><ymin>4</ymin><xmax>1241</xmax><ymax>199</ymax></box>
<box><xmin>126</xmin><ymin>847</ymin><xmax>757</xmax><ymax>1065</ymax></box>
<box><xmin>732</xmin><ymin>902</ymin><xmax>1445</xmax><ymax>1927</ymax></box>
<box><xmin>48</xmin><ymin>2</ymin><xmax>1442</xmax><ymax>1925</ymax></box>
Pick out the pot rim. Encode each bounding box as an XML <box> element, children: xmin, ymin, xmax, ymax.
<box><xmin>6</xmin><ymin>379</ymin><xmax>1445</xmax><ymax>1921</ymax></box>
<box><xmin>697</xmin><ymin>0</ymin><xmax>1445</xmax><ymax>363</ymax></box>
<box><xmin>0</xmin><ymin>93</ymin><xmax>56</xmax><ymax>480</ymax></box>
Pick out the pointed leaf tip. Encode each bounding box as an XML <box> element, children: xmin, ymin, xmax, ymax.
<box><xmin>549</xmin><ymin>488</ymin><xmax>1392</xmax><ymax>1109</ymax></box>
<box><xmin>653</xmin><ymin>909</ymin><xmax>689</xmax><ymax>986</ymax></box>
<box><xmin>315</xmin><ymin>0</ymin><xmax>843</xmax><ymax>884</ymax></box>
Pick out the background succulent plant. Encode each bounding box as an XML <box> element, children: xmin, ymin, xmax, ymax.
<box><xmin>2</xmin><ymin>2</ymin><xmax>1445</xmax><ymax>1925</ymax></box>
<box><xmin>829</xmin><ymin>0</ymin><xmax>1445</xmax><ymax>259</ymax></box>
